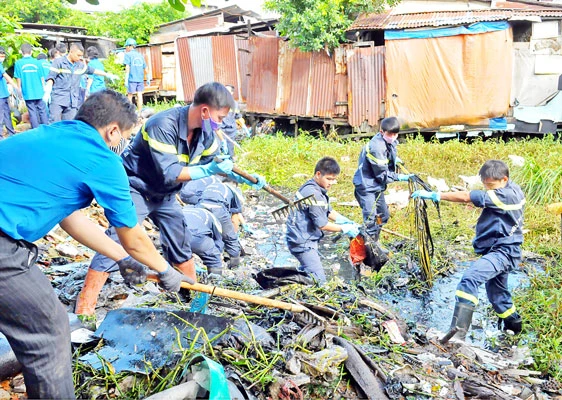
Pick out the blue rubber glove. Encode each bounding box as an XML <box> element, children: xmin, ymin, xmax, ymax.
<box><xmin>188</xmin><ymin>156</ymin><xmax>234</xmax><ymax>180</ymax></box>
<box><xmin>158</xmin><ymin>263</ymin><xmax>195</xmax><ymax>292</ymax></box>
<box><xmin>341</xmin><ymin>223</ymin><xmax>360</xmax><ymax>238</ymax></box>
<box><xmin>397</xmin><ymin>173</ymin><xmax>414</xmax><ymax>182</ymax></box>
<box><xmin>116</xmin><ymin>256</ymin><xmax>147</xmax><ymax>285</ymax></box>
<box><xmin>242</xmin><ymin>173</ymin><xmax>266</xmax><ymax>190</ymax></box>
<box><xmin>335</xmin><ymin>214</ymin><xmax>354</xmax><ymax>225</ymax></box>
<box><xmin>411</xmin><ymin>190</ymin><xmax>440</xmax><ymax>202</ymax></box>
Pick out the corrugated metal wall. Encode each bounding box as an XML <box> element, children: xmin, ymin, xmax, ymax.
<box><xmin>347</xmin><ymin>46</ymin><xmax>386</xmax><ymax>127</ymax></box>
<box><xmin>188</xmin><ymin>36</ymin><xmax>214</xmax><ymax>88</ymax></box>
<box><xmin>247</xmin><ymin>36</ymin><xmax>279</xmax><ymax>114</ymax></box>
<box><xmin>176</xmin><ymin>37</ymin><xmax>196</xmax><ymax>102</ymax></box>
<box><xmin>211</xmin><ymin>36</ymin><xmax>239</xmax><ymax>100</ymax></box>
<box><xmin>236</xmin><ymin>37</ymin><xmax>251</xmax><ymax>103</ymax></box>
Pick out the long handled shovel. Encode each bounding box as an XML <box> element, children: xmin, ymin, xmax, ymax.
<box><xmin>146</xmin><ymin>275</ymin><xmax>325</xmax><ymax>324</ymax></box>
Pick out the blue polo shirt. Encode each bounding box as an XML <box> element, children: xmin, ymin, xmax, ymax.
<box><xmin>87</xmin><ymin>58</ymin><xmax>106</xmax><ymax>93</ymax></box>
<box><xmin>0</xmin><ymin>120</ymin><xmax>137</xmax><ymax>242</ymax></box>
<box><xmin>41</xmin><ymin>60</ymin><xmax>51</xmax><ymax>79</ymax></box>
<box><xmin>47</xmin><ymin>56</ymin><xmax>96</xmax><ymax>108</ymax></box>
<box><xmin>14</xmin><ymin>56</ymin><xmax>45</xmax><ymax>100</ymax></box>
<box><xmin>470</xmin><ymin>180</ymin><xmax>525</xmax><ymax>258</ymax></box>
<box><xmin>124</xmin><ymin>50</ymin><xmax>146</xmax><ymax>83</ymax></box>
<box><xmin>0</xmin><ymin>64</ymin><xmax>9</xmax><ymax>99</ymax></box>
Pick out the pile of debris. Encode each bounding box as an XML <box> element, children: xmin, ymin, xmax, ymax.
<box><xmin>0</xmin><ymin>198</ymin><xmax>560</xmax><ymax>400</ymax></box>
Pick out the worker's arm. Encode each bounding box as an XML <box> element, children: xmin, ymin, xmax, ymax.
<box><xmin>411</xmin><ymin>190</ymin><xmax>472</xmax><ymax>204</ymax></box>
<box><xmin>320</xmin><ymin>221</ymin><xmax>344</xmax><ymax>233</ymax></box>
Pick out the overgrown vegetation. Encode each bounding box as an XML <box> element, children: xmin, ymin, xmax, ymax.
<box><xmin>0</xmin><ymin>12</ymin><xmax>39</xmax><ymax>67</ymax></box>
<box><xmin>237</xmin><ymin>132</ymin><xmax>562</xmax><ymax>381</ymax></box>
<box><xmin>264</xmin><ymin>0</ymin><xmax>398</xmax><ymax>52</ymax></box>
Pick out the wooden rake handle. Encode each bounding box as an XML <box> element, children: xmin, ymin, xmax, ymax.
<box><xmin>231</xmin><ymin>165</ymin><xmax>294</xmax><ymax>205</ymax></box>
<box><xmin>147</xmin><ymin>275</ymin><xmax>306</xmax><ymax>313</ymax></box>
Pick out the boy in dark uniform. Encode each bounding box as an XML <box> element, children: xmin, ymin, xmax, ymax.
<box><xmin>412</xmin><ymin>159</ymin><xmax>525</xmax><ymax>339</ymax></box>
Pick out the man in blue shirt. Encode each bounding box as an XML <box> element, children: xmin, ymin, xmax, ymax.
<box><xmin>353</xmin><ymin>116</ymin><xmax>413</xmax><ymax>242</ymax></box>
<box><xmin>44</xmin><ymin>43</ymin><xmax>118</xmax><ymax>122</ymax></box>
<box><xmin>14</xmin><ymin>43</ymin><xmax>48</xmax><ymax>128</ymax></box>
<box><xmin>286</xmin><ymin>157</ymin><xmax>360</xmax><ymax>284</ymax></box>
<box><xmin>85</xmin><ymin>46</ymin><xmax>106</xmax><ymax>95</ymax></box>
<box><xmin>0</xmin><ymin>90</ymin><xmax>192</xmax><ymax>399</ymax></box>
<box><xmin>0</xmin><ymin>47</ymin><xmax>18</xmax><ymax>139</ymax></box>
<box><xmin>412</xmin><ymin>160</ymin><xmax>525</xmax><ymax>340</ymax></box>
<box><xmin>123</xmin><ymin>38</ymin><xmax>150</xmax><ymax>112</ymax></box>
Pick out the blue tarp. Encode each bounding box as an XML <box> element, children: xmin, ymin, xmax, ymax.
<box><xmin>385</xmin><ymin>21</ymin><xmax>510</xmax><ymax>40</ymax></box>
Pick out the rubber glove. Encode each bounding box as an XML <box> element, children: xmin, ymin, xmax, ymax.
<box><xmin>335</xmin><ymin>214</ymin><xmax>354</xmax><ymax>225</ymax></box>
<box><xmin>117</xmin><ymin>256</ymin><xmax>147</xmax><ymax>285</ymax></box>
<box><xmin>226</xmin><ymin>255</ymin><xmax>240</xmax><ymax>269</ymax></box>
<box><xmin>411</xmin><ymin>190</ymin><xmax>440</xmax><ymax>202</ymax></box>
<box><xmin>158</xmin><ymin>263</ymin><xmax>195</xmax><ymax>292</ymax></box>
<box><xmin>188</xmin><ymin>156</ymin><xmax>234</xmax><ymax>180</ymax></box>
<box><xmin>241</xmin><ymin>223</ymin><xmax>256</xmax><ymax>235</ymax></box>
<box><xmin>395</xmin><ymin>156</ymin><xmax>403</xmax><ymax>165</ymax></box>
<box><xmin>341</xmin><ymin>223</ymin><xmax>360</xmax><ymax>238</ymax></box>
<box><xmin>397</xmin><ymin>173</ymin><xmax>414</xmax><ymax>182</ymax></box>
<box><xmin>241</xmin><ymin>173</ymin><xmax>266</xmax><ymax>190</ymax></box>
<box><xmin>42</xmin><ymin>86</ymin><xmax>52</xmax><ymax>104</ymax></box>
<box><xmin>106</xmin><ymin>73</ymin><xmax>119</xmax><ymax>83</ymax></box>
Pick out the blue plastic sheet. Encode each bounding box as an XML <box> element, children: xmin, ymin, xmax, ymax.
<box><xmin>385</xmin><ymin>21</ymin><xmax>510</xmax><ymax>40</ymax></box>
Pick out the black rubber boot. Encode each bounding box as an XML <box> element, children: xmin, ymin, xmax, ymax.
<box><xmin>449</xmin><ymin>302</ymin><xmax>475</xmax><ymax>340</ymax></box>
<box><xmin>498</xmin><ymin>312</ymin><xmax>522</xmax><ymax>334</ymax></box>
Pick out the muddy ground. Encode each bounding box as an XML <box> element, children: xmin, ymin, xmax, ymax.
<box><xmin>0</xmin><ymin>190</ymin><xmax>560</xmax><ymax>400</ymax></box>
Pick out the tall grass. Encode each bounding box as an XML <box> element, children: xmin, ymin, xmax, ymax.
<box><xmin>239</xmin><ymin>132</ymin><xmax>562</xmax><ymax>380</ymax></box>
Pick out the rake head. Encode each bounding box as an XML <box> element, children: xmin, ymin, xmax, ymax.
<box><xmin>271</xmin><ymin>194</ymin><xmax>316</xmax><ymax>223</ymax></box>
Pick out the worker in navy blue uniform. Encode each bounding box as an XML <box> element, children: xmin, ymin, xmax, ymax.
<box><xmin>78</xmin><ymin>82</ymin><xmax>267</xmax><ymax>315</ymax></box>
<box><xmin>412</xmin><ymin>160</ymin><xmax>525</xmax><ymax>339</ymax></box>
<box><xmin>123</xmin><ymin>38</ymin><xmax>150</xmax><ymax>112</ymax></box>
<box><xmin>197</xmin><ymin>181</ymin><xmax>245</xmax><ymax>269</ymax></box>
<box><xmin>14</xmin><ymin>43</ymin><xmax>48</xmax><ymax>128</ymax></box>
<box><xmin>180</xmin><ymin>175</ymin><xmax>222</xmax><ymax>205</ymax></box>
<box><xmin>286</xmin><ymin>157</ymin><xmax>361</xmax><ymax>284</ymax></box>
<box><xmin>353</xmin><ymin>117</ymin><xmax>413</xmax><ymax>241</ymax></box>
<box><xmin>0</xmin><ymin>47</ymin><xmax>18</xmax><ymax>139</ymax></box>
<box><xmin>182</xmin><ymin>206</ymin><xmax>224</xmax><ymax>275</ymax></box>
<box><xmin>0</xmin><ymin>90</ymin><xmax>191</xmax><ymax>399</ymax></box>
<box><xmin>220</xmin><ymin>84</ymin><xmax>243</xmax><ymax>158</ymax></box>
<box><xmin>44</xmin><ymin>43</ymin><xmax>118</xmax><ymax>122</ymax></box>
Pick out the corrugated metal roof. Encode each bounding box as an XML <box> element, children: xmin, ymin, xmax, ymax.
<box><xmin>349</xmin><ymin>8</ymin><xmax>562</xmax><ymax>30</ymax></box>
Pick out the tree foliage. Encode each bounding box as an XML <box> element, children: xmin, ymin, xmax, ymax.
<box><xmin>0</xmin><ymin>13</ymin><xmax>39</xmax><ymax>67</ymax></box>
<box><xmin>0</xmin><ymin>0</ymin><xmax>72</xmax><ymax>24</ymax></box>
<box><xmin>264</xmin><ymin>0</ymin><xmax>398</xmax><ymax>52</ymax></box>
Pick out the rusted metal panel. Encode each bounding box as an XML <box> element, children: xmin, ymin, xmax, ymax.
<box><xmin>278</xmin><ymin>42</ymin><xmax>310</xmax><ymax>116</ymax></box>
<box><xmin>136</xmin><ymin>47</ymin><xmax>150</xmax><ymax>81</ymax></box>
<box><xmin>309</xmin><ymin>51</ymin><xmax>335</xmax><ymax>117</ymax></box>
<box><xmin>176</xmin><ymin>37</ymin><xmax>196</xmax><ymax>102</ymax></box>
<box><xmin>212</xmin><ymin>35</ymin><xmax>239</xmax><ymax>99</ymax></box>
<box><xmin>334</xmin><ymin>46</ymin><xmax>348</xmax><ymax>118</ymax></box>
<box><xmin>161</xmin><ymin>53</ymin><xmax>176</xmax><ymax>92</ymax></box>
<box><xmin>188</xmin><ymin>36</ymin><xmax>214</xmax><ymax>88</ymax></box>
<box><xmin>235</xmin><ymin>37</ymin><xmax>251</xmax><ymax>103</ymax></box>
<box><xmin>183</xmin><ymin>16</ymin><xmax>222</xmax><ymax>32</ymax></box>
<box><xmin>347</xmin><ymin>45</ymin><xmax>385</xmax><ymax>127</ymax></box>
<box><xmin>246</xmin><ymin>36</ymin><xmax>279</xmax><ymax>114</ymax></box>
<box><xmin>150</xmin><ymin>45</ymin><xmax>162</xmax><ymax>79</ymax></box>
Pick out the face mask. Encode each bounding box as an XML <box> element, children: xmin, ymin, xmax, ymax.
<box><xmin>202</xmin><ymin>109</ymin><xmax>221</xmax><ymax>132</ymax></box>
<box><xmin>383</xmin><ymin>135</ymin><xmax>395</xmax><ymax>144</ymax></box>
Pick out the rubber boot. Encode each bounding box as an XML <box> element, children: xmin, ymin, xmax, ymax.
<box><xmin>498</xmin><ymin>312</ymin><xmax>522</xmax><ymax>334</ymax></box>
<box><xmin>449</xmin><ymin>302</ymin><xmax>475</xmax><ymax>340</ymax></box>
<box><xmin>75</xmin><ymin>269</ymin><xmax>110</xmax><ymax>317</ymax></box>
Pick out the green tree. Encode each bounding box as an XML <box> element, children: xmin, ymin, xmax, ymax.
<box><xmin>0</xmin><ymin>0</ymin><xmax>72</xmax><ymax>24</ymax></box>
<box><xmin>264</xmin><ymin>0</ymin><xmax>398</xmax><ymax>52</ymax></box>
<box><xmin>0</xmin><ymin>13</ymin><xmax>39</xmax><ymax>67</ymax></box>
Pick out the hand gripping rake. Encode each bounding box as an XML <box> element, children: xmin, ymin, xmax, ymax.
<box><xmin>230</xmin><ymin>165</ymin><xmax>315</xmax><ymax>222</ymax></box>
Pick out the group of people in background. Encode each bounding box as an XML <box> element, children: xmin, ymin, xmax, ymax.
<box><xmin>0</xmin><ymin>37</ymin><xmax>151</xmax><ymax>139</ymax></box>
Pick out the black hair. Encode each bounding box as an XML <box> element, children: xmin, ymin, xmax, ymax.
<box><xmin>48</xmin><ymin>48</ymin><xmax>58</xmax><ymax>59</ymax></box>
<box><xmin>86</xmin><ymin>46</ymin><xmax>99</xmax><ymax>59</ymax></box>
<box><xmin>0</xmin><ymin>47</ymin><xmax>5</xmax><ymax>55</ymax></box>
<box><xmin>37</xmin><ymin>53</ymin><xmax>47</xmax><ymax>60</ymax></box>
<box><xmin>380</xmin><ymin>117</ymin><xmax>400</xmax><ymax>134</ymax></box>
<box><xmin>193</xmin><ymin>82</ymin><xmax>235</xmax><ymax>110</ymax></box>
<box><xmin>55</xmin><ymin>42</ymin><xmax>67</xmax><ymax>54</ymax></box>
<box><xmin>69</xmin><ymin>43</ymin><xmax>84</xmax><ymax>53</ymax></box>
<box><xmin>20</xmin><ymin>43</ymin><xmax>32</xmax><ymax>55</ymax></box>
<box><xmin>314</xmin><ymin>157</ymin><xmax>340</xmax><ymax>175</ymax></box>
<box><xmin>479</xmin><ymin>160</ymin><xmax>509</xmax><ymax>180</ymax></box>
<box><xmin>75</xmin><ymin>90</ymin><xmax>138</xmax><ymax>132</ymax></box>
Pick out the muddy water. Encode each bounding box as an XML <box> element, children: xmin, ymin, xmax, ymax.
<box><xmin>249</xmin><ymin>199</ymin><xmax>543</xmax><ymax>346</ymax></box>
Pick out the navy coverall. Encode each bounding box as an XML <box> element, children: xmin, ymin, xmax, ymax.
<box><xmin>196</xmin><ymin>182</ymin><xmax>243</xmax><ymax>259</ymax></box>
<box><xmin>352</xmin><ymin>132</ymin><xmax>399</xmax><ymax>237</ymax></box>
<box><xmin>182</xmin><ymin>206</ymin><xmax>224</xmax><ymax>274</ymax></box>
<box><xmin>220</xmin><ymin>101</ymin><xmax>241</xmax><ymax>158</ymax></box>
<box><xmin>179</xmin><ymin>175</ymin><xmax>222</xmax><ymax>205</ymax></box>
<box><xmin>90</xmin><ymin>106</ymin><xmax>221</xmax><ymax>273</ymax></box>
<box><xmin>456</xmin><ymin>180</ymin><xmax>525</xmax><ymax>319</ymax></box>
<box><xmin>47</xmin><ymin>56</ymin><xmax>96</xmax><ymax>122</ymax></box>
<box><xmin>286</xmin><ymin>179</ymin><xmax>332</xmax><ymax>283</ymax></box>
